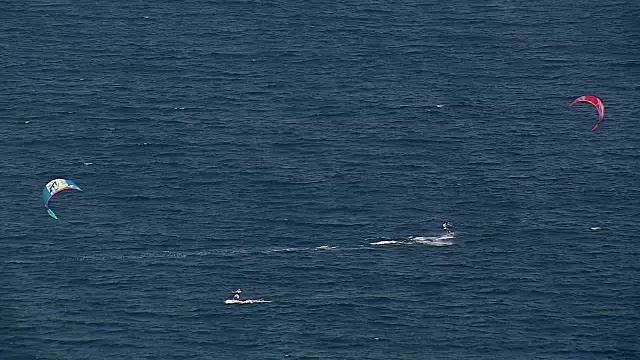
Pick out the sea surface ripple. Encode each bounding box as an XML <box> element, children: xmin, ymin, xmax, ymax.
<box><xmin>1</xmin><ymin>1</ymin><xmax>639</xmax><ymax>359</ymax></box>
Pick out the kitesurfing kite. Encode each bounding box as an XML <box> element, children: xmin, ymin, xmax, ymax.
<box><xmin>42</xmin><ymin>179</ymin><xmax>82</xmax><ymax>219</ymax></box>
<box><xmin>569</xmin><ymin>95</ymin><xmax>605</xmax><ymax>131</ymax></box>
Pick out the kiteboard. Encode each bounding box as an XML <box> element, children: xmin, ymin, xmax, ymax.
<box><xmin>224</xmin><ymin>299</ymin><xmax>271</xmax><ymax>305</ymax></box>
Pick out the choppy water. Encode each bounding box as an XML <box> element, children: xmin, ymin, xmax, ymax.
<box><xmin>2</xmin><ymin>1</ymin><xmax>639</xmax><ymax>359</ymax></box>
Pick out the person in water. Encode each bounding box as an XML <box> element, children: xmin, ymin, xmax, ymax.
<box><xmin>443</xmin><ymin>222</ymin><xmax>453</xmax><ymax>234</ymax></box>
<box><xmin>232</xmin><ymin>288</ymin><xmax>242</xmax><ymax>300</ymax></box>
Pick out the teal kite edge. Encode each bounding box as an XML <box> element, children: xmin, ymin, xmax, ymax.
<box><xmin>47</xmin><ymin>208</ymin><xmax>59</xmax><ymax>220</ymax></box>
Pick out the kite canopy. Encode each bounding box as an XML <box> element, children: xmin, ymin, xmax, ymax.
<box><xmin>569</xmin><ymin>95</ymin><xmax>605</xmax><ymax>131</ymax></box>
<box><xmin>42</xmin><ymin>179</ymin><xmax>82</xmax><ymax>219</ymax></box>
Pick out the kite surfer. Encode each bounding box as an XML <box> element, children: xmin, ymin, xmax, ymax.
<box><xmin>443</xmin><ymin>222</ymin><xmax>453</xmax><ymax>234</ymax></box>
<box><xmin>232</xmin><ymin>288</ymin><xmax>242</xmax><ymax>300</ymax></box>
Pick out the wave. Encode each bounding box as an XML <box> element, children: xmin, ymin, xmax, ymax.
<box><xmin>70</xmin><ymin>235</ymin><xmax>453</xmax><ymax>265</ymax></box>
<box><xmin>369</xmin><ymin>233</ymin><xmax>455</xmax><ymax>247</ymax></box>
<box><xmin>224</xmin><ymin>299</ymin><xmax>272</xmax><ymax>305</ymax></box>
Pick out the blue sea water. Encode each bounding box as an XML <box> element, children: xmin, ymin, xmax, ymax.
<box><xmin>2</xmin><ymin>1</ymin><xmax>640</xmax><ymax>359</ymax></box>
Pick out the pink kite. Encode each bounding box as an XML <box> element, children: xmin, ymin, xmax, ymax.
<box><xmin>569</xmin><ymin>95</ymin><xmax>605</xmax><ymax>131</ymax></box>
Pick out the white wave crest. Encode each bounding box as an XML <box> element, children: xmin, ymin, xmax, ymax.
<box><xmin>224</xmin><ymin>299</ymin><xmax>272</xmax><ymax>305</ymax></box>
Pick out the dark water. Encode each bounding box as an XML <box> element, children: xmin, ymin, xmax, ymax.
<box><xmin>2</xmin><ymin>1</ymin><xmax>640</xmax><ymax>359</ymax></box>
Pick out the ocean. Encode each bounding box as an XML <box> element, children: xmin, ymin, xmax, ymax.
<box><xmin>1</xmin><ymin>1</ymin><xmax>639</xmax><ymax>359</ymax></box>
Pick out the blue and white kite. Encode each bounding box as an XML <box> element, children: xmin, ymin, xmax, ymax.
<box><xmin>42</xmin><ymin>179</ymin><xmax>82</xmax><ymax>219</ymax></box>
